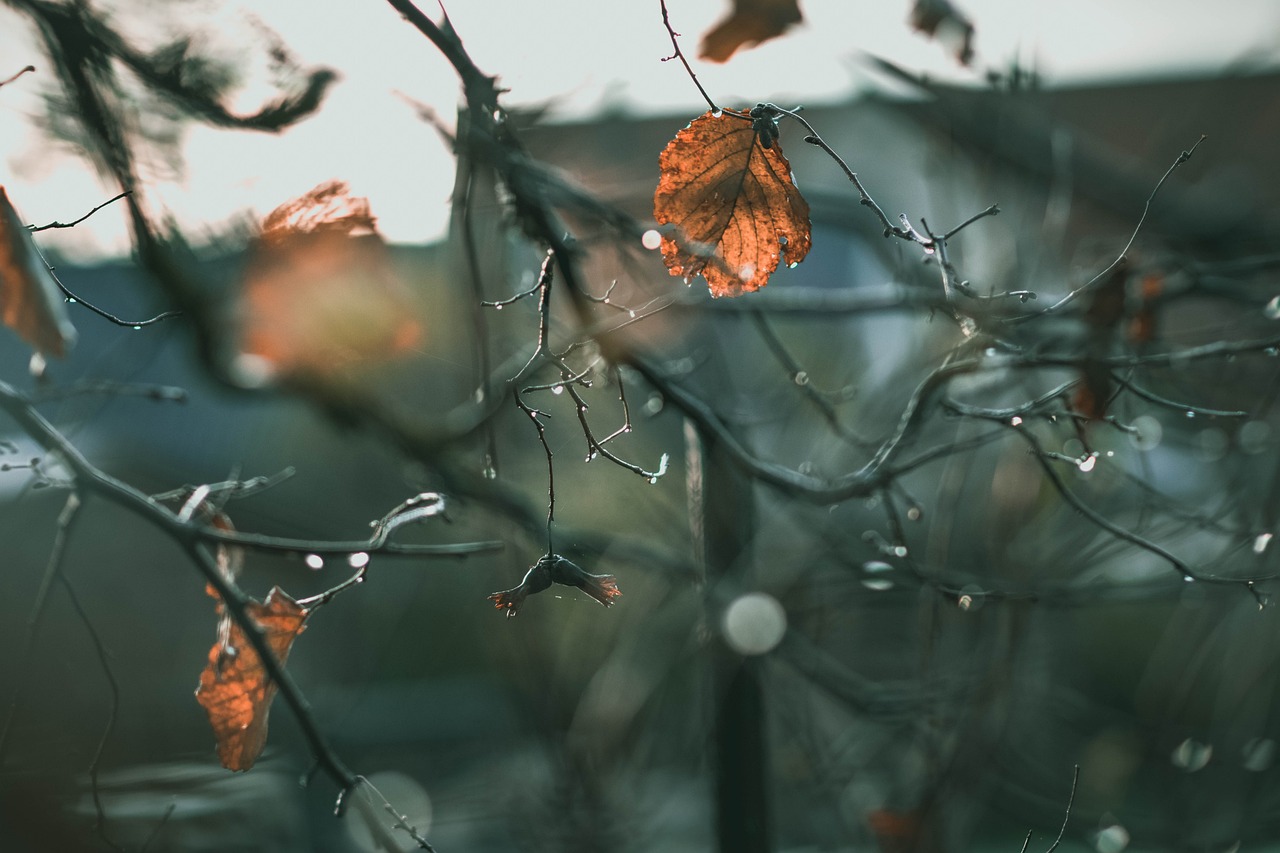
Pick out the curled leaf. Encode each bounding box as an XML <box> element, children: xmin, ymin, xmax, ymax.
<box><xmin>0</xmin><ymin>187</ymin><xmax>77</xmax><ymax>357</ymax></box>
<box><xmin>699</xmin><ymin>0</ymin><xmax>803</xmax><ymax>63</ymax></box>
<box><xmin>233</xmin><ymin>181</ymin><xmax>422</xmax><ymax>387</ymax></box>
<box><xmin>194</xmin><ymin>586</ymin><xmax>310</xmax><ymax>771</ymax></box>
<box><xmin>654</xmin><ymin>108</ymin><xmax>810</xmax><ymax>297</ymax></box>
<box><xmin>489</xmin><ymin>554</ymin><xmax>620</xmax><ymax>617</ymax></box>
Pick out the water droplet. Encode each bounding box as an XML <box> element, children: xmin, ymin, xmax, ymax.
<box><xmin>647</xmin><ymin>476</ymin><xmax>658</xmax><ymax>485</ymax></box>
<box><xmin>1241</xmin><ymin>420</ymin><xmax>1272</xmax><ymax>454</ymax></box>
<box><xmin>348</xmin><ymin>552</ymin><xmax>370</xmax><ymax>568</ymax></box>
<box><xmin>132</xmin><ymin>325</ymin><xmax>142</xmax><ymax>330</ymax></box>
<box><xmin>66</xmin><ymin>297</ymin><xmax>76</xmax><ymax>303</ymax></box>
<box><xmin>1078</xmin><ymin>454</ymin><xmax>1097</xmax><ymax>473</ymax></box>
<box><xmin>721</xmin><ymin>592</ymin><xmax>787</xmax><ymax>655</ymax></box>
<box><xmin>552</xmin><ymin>385</ymin><xmax>564</xmax><ymax>395</ymax></box>
<box><xmin>1264</xmin><ymin>296</ymin><xmax>1280</xmax><ymax>319</ymax></box>
<box><xmin>1171</xmin><ymin>738</ymin><xmax>1212</xmax><ymax>771</ymax></box>
<box><xmin>861</xmin><ymin>561</ymin><xmax>894</xmax><ymax>591</ymax></box>
<box><xmin>641</xmin><ymin>228</ymin><xmax>662</xmax><ymax>250</ymax></box>
<box><xmin>957</xmin><ymin>584</ymin><xmax>984</xmax><ymax>611</ymax></box>
<box><xmin>1009</xmin><ymin>416</ymin><xmax>1023</xmax><ymax>426</ymax></box>
<box><xmin>494</xmin><ymin>303</ymin><xmax>503</xmax><ymax>310</ymax></box>
<box><xmin>473</xmin><ymin>388</ymin><xmax>485</xmax><ymax>403</ymax></box>
<box><xmin>787</xmin><ymin>261</ymin><xmax>799</xmax><ymax>269</ymax></box>
<box><xmin>1254</xmin><ymin>533</ymin><xmax>1273</xmax><ymax>554</ymax></box>
<box><xmin>892</xmin><ymin>545</ymin><xmax>908</xmax><ymax>558</ymax></box>
<box><xmin>644</xmin><ymin>393</ymin><xmax>664</xmax><ymax>415</ymax></box>
<box><xmin>628</xmin><ymin>310</ymin><xmax>636</xmax><ymax>318</ymax></box>
<box><xmin>711</xmin><ymin>109</ymin><xmax>723</xmax><ymax>118</ymax></box>
<box><xmin>1184</xmin><ymin>575</ymin><xmax>1195</xmax><ymax>583</ymax></box>
<box><xmin>482</xmin><ymin>465</ymin><xmax>497</xmax><ymax>480</ymax></box>
<box><xmin>305</xmin><ymin>553</ymin><xmax>324</xmax><ymax>570</ymax></box>
<box><xmin>1130</xmin><ymin>415</ymin><xmax>1163</xmax><ymax>451</ymax></box>
<box><xmin>793</xmin><ymin>371</ymin><xmax>809</xmax><ymax>386</ymax></box>
<box><xmin>1095</xmin><ymin>822</ymin><xmax>1130</xmax><ymax>853</ymax></box>
<box><xmin>1244</xmin><ymin>738</ymin><xmax>1276</xmax><ymax>771</ymax></box>
<box><xmin>1267</xmin><ymin>347</ymin><xmax>1279</xmax><ymax>357</ymax></box>
<box><xmin>906</xmin><ymin>506</ymin><xmax>922</xmax><ymax>522</ymax></box>
<box><xmin>586</xmin><ymin>452</ymin><xmax>598</xmax><ymax>462</ymax></box>
<box><xmin>1186</xmin><ymin>410</ymin><xmax>1196</xmax><ymax>418</ymax></box>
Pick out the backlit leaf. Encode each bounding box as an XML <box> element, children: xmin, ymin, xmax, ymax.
<box><xmin>194</xmin><ymin>585</ymin><xmax>309</xmax><ymax>771</ymax></box>
<box><xmin>0</xmin><ymin>186</ymin><xmax>76</xmax><ymax>357</ymax></box>
<box><xmin>654</xmin><ymin>109</ymin><xmax>811</xmax><ymax>297</ymax></box>
<box><xmin>234</xmin><ymin>181</ymin><xmax>422</xmax><ymax>387</ymax></box>
<box><xmin>699</xmin><ymin>0</ymin><xmax>803</xmax><ymax>63</ymax></box>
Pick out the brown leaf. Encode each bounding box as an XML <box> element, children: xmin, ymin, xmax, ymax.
<box><xmin>233</xmin><ymin>181</ymin><xmax>422</xmax><ymax>387</ymax></box>
<box><xmin>908</xmin><ymin>0</ymin><xmax>975</xmax><ymax>66</ymax></box>
<box><xmin>699</xmin><ymin>0</ymin><xmax>803</xmax><ymax>63</ymax></box>
<box><xmin>195</xmin><ymin>585</ymin><xmax>309</xmax><ymax>771</ymax></box>
<box><xmin>1128</xmin><ymin>272</ymin><xmax>1164</xmax><ymax>345</ymax></box>
<box><xmin>489</xmin><ymin>555</ymin><xmax>620</xmax><ymax>617</ymax></box>
<box><xmin>0</xmin><ymin>186</ymin><xmax>77</xmax><ymax>357</ymax></box>
<box><xmin>654</xmin><ymin>108</ymin><xmax>811</xmax><ymax>297</ymax></box>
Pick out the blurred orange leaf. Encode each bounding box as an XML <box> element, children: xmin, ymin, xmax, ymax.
<box><xmin>195</xmin><ymin>585</ymin><xmax>310</xmax><ymax>771</ymax></box>
<box><xmin>654</xmin><ymin>109</ymin><xmax>810</xmax><ymax>297</ymax></box>
<box><xmin>699</xmin><ymin>0</ymin><xmax>803</xmax><ymax>63</ymax></box>
<box><xmin>0</xmin><ymin>186</ymin><xmax>77</xmax><ymax>357</ymax></box>
<box><xmin>234</xmin><ymin>181</ymin><xmax>422</xmax><ymax>387</ymax></box>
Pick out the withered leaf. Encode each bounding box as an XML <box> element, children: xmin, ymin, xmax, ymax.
<box><xmin>195</xmin><ymin>585</ymin><xmax>309</xmax><ymax>771</ymax></box>
<box><xmin>0</xmin><ymin>186</ymin><xmax>77</xmax><ymax>357</ymax></box>
<box><xmin>908</xmin><ymin>0</ymin><xmax>975</xmax><ymax>66</ymax></box>
<box><xmin>489</xmin><ymin>554</ymin><xmax>620</xmax><ymax>618</ymax></box>
<box><xmin>234</xmin><ymin>180</ymin><xmax>422</xmax><ymax>387</ymax></box>
<box><xmin>654</xmin><ymin>110</ymin><xmax>811</xmax><ymax>297</ymax></box>
<box><xmin>699</xmin><ymin>0</ymin><xmax>803</xmax><ymax>63</ymax></box>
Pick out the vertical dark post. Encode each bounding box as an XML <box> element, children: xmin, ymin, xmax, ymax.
<box><xmin>688</xmin><ymin>391</ymin><xmax>771</xmax><ymax>851</ymax></box>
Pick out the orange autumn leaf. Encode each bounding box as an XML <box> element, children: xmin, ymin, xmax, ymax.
<box><xmin>654</xmin><ymin>109</ymin><xmax>811</xmax><ymax>297</ymax></box>
<box><xmin>234</xmin><ymin>180</ymin><xmax>422</xmax><ymax>387</ymax></box>
<box><xmin>0</xmin><ymin>186</ymin><xmax>77</xmax><ymax>357</ymax></box>
<box><xmin>699</xmin><ymin>0</ymin><xmax>803</xmax><ymax>63</ymax></box>
<box><xmin>195</xmin><ymin>585</ymin><xmax>310</xmax><ymax>771</ymax></box>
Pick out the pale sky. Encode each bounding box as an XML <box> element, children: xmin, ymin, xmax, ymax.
<box><xmin>1</xmin><ymin>0</ymin><xmax>1276</xmax><ymax>260</ymax></box>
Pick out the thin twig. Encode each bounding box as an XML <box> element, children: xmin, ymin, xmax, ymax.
<box><xmin>0</xmin><ymin>492</ymin><xmax>82</xmax><ymax>764</ymax></box>
<box><xmin>0</xmin><ymin>65</ymin><xmax>35</xmax><ymax>88</ymax></box>
<box><xmin>658</xmin><ymin>0</ymin><xmax>717</xmax><ymax>113</ymax></box>
<box><xmin>28</xmin><ymin>190</ymin><xmax>131</xmax><ymax>232</ymax></box>
<box><xmin>1042</xmin><ymin>765</ymin><xmax>1079</xmax><ymax>853</ymax></box>
<box><xmin>1019</xmin><ymin>135</ymin><xmax>1206</xmax><ymax>320</ymax></box>
<box><xmin>60</xmin><ymin>570</ymin><xmax>125</xmax><ymax>852</ymax></box>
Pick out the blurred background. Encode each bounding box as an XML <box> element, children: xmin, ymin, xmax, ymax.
<box><xmin>2</xmin><ymin>2</ymin><xmax>1280</xmax><ymax>852</ymax></box>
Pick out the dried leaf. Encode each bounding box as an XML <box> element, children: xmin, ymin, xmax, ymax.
<box><xmin>0</xmin><ymin>186</ymin><xmax>76</xmax><ymax>357</ymax></box>
<box><xmin>908</xmin><ymin>0</ymin><xmax>975</xmax><ymax>66</ymax></box>
<box><xmin>489</xmin><ymin>554</ymin><xmax>620</xmax><ymax>617</ymax></box>
<box><xmin>654</xmin><ymin>108</ymin><xmax>811</xmax><ymax>297</ymax></box>
<box><xmin>195</xmin><ymin>585</ymin><xmax>309</xmax><ymax>771</ymax></box>
<box><xmin>234</xmin><ymin>181</ymin><xmax>422</xmax><ymax>387</ymax></box>
<box><xmin>699</xmin><ymin>0</ymin><xmax>803</xmax><ymax>63</ymax></box>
